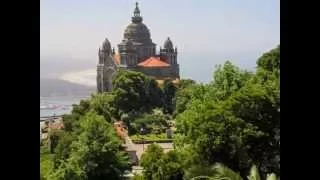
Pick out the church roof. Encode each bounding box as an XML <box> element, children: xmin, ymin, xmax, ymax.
<box><xmin>113</xmin><ymin>54</ymin><xmax>120</xmax><ymax>65</ymax></box>
<box><xmin>137</xmin><ymin>57</ymin><xmax>170</xmax><ymax>67</ymax></box>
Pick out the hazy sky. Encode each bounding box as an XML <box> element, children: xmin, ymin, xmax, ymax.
<box><xmin>40</xmin><ymin>0</ymin><xmax>279</xmax><ymax>86</ymax></box>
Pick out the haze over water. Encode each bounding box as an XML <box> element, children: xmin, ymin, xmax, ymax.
<box><xmin>40</xmin><ymin>96</ymin><xmax>89</xmax><ymax>117</ymax></box>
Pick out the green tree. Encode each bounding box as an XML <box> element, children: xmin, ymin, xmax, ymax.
<box><xmin>145</xmin><ymin>78</ymin><xmax>163</xmax><ymax>108</ymax></box>
<box><xmin>175</xmin><ymin>46</ymin><xmax>280</xmax><ymax>177</ymax></box>
<box><xmin>255</xmin><ymin>45</ymin><xmax>280</xmax><ymax>95</ymax></box>
<box><xmin>176</xmin><ymin>81</ymin><xmax>279</xmax><ymax>176</ymax></box>
<box><xmin>62</xmin><ymin>99</ymin><xmax>91</xmax><ymax>132</ymax></box>
<box><xmin>49</xmin><ymin>159</ymin><xmax>85</xmax><ymax>180</ymax></box>
<box><xmin>211</xmin><ymin>61</ymin><xmax>253</xmax><ymax>100</ymax></box>
<box><xmin>89</xmin><ymin>92</ymin><xmax>117</xmax><ymax>122</ymax></box>
<box><xmin>177</xmin><ymin>102</ymin><xmax>263</xmax><ymax>174</ymax></box>
<box><xmin>140</xmin><ymin>143</ymin><xmax>165</xmax><ymax>180</ymax></box>
<box><xmin>40</xmin><ymin>173</ymin><xmax>45</xmax><ymax>180</ymax></box>
<box><xmin>224</xmin><ymin>82</ymin><xmax>279</xmax><ymax>175</ymax></box>
<box><xmin>62</xmin><ymin>114</ymin><xmax>77</xmax><ymax>132</ymax></box>
<box><xmin>210</xmin><ymin>163</ymin><xmax>243</xmax><ymax>180</ymax></box>
<box><xmin>177</xmin><ymin>79</ymin><xmax>196</xmax><ymax>89</ymax></box>
<box><xmin>53</xmin><ymin>131</ymin><xmax>75</xmax><ymax>169</ymax></box>
<box><xmin>71</xmin><ymin>99</ymin><xmax>91</xmax><ymax>117</ymax></box>
<box><xmin>63</xmin><ymin>93</ymin><xmax>117</xmax><ymax>134</ymax></box>
<box><xmin>50</xmin><ymin>111</ymin><xmax>129</xmax><ymax>180</ymax></box>
<box><xmin>132</xmin><ymin>113</ymin><xmax>168</xmax><ymax>134</ymax></box>
<box><xmin>173</xmin><ymin>79</ymin><xmax>197</xmax><ymax>117</ymax></box>
<box><xmin>183</xmin><ymin>164</ymin><xmax>216</xmax><ymax>180</ymax></box>
<box><xmin>140</xmin><ymin>145</ymin><xmax>184</xmax><ymax>180</ymax></box>
<box><xmin>40</xmin><ymin>146</ymin><xmax>54</xmax><ymax>180</ymax></box>
<box><xmin>132</xmin><ymin>174</ymin><xmax>145</xmax><ymax>180</ymax></box>
<box><xmin>162</xmin><ymin>81</ymin><xmax>178</xmax><ymax>114</ymax></box>
<box><xmin>209</xmin><ymin>163</ymin><xmax>278</xmax><ymax>180</ymax></box>
<box><xmin>257</xmin><ymin>45</ymin><xmax>280</xmax><ymax>73</ymax></box>
<box><xmin>113</xmin><ymin>70</ymin><xmax>151</xmax><ymax>114</ymax></box>
<box><xmin>160</xmin><ymin>150</ymin><xmax>184</xmax><ymax>180</ymax></box>
<box><xmin>47</xmin><ymin>129</ymin><xmax>64</xmax><ymax>153</ymax></box>
<box><xmin>228</xmin><ymin>45</ymin><xmax>280</xmax><ymax>175</ymax></box>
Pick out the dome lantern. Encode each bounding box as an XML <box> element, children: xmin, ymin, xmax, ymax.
<box><xmin>124</xmin><ymin>3</ymin><xmax>153</xmax><ymax>44</ymax></box>
<box><xmin>134</xmin><ymin>2</ymin><xmax>140</xmax><ymax>17</ymax></box>
<box><xmin>132</xmin><ymin>2</ymin><xmax>143</xmax><ymax>23</ymax></box>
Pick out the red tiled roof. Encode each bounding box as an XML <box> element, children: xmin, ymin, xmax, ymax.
<box><xmin>137</xmin><ymin>57</ymin><xmax>170</xmax><ymax>67</ymax></box>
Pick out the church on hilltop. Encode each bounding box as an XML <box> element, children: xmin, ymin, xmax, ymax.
<box><xmin>97</xmin><ymin>2</ymin><xmax>180</xmax><ymax>93</ymax></box>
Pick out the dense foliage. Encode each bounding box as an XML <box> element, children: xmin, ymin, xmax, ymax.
<box><xmin>174</xmin><ymin>45</ymin><xmax>280</xmax><ymax>177</ymax></box>
<box><xmin>138</xmin><ymin>45</ymin><xmax>280</xmax><ymax>179</ymax></box>
<box><xmin>140</xmin><ymin>144</ymin><xmax>183</xmax><ymax>180</ymax></box>
<box><xmin>112</xmin><ymin>70</ymin><xmax>167</xmax><ymax>115</ymax></box>
<box><xmin>112</xmin><ymin>70</ymin><xmax>181</xmax><ymax>117</ymax></box>
<box><xmin>129</xmin><ymin>111</ymin><xmax>169</xmax><ymax>135</ymax></box>
<box><xmin>257</xmin><ymin>45</ymin><xmax>280</xmax><ymax>73</ymax></box>
<box><xmin>40</xmin><ymin>146</ymin><xmax>54</xmax><ymax>179</ymax></box>
<box><xmin>113</xmin><ymin>70</ymin><xmax>153</xmax><ymax>114</ymax></box>
<box><xmin>62</xmin><ymin>92</ymin><xmax>116</xmax><ymax>133</ymax></box>
<box><xmin>49</xmin><ymin>111</ymin><xmax>129</xmax><ymax>180</ymax></box>
<box><xmin>162</xmin><ymin>81</ymin><xmax>178</xmax><ymax>114</ymax></box>
<box><xmin>210</xmin><ymin>163</ymin><xmax>277</xmax><ymax>180</ymax></box>
<box><xmin>40</xmin><ymin>45</ymin><xmax>280</xmax><ymax>179</ymax></box>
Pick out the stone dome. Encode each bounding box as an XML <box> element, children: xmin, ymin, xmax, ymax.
<box><xmin>119</xmin><ymin>38</ymin><xmax>134</xmax><ymax>47</ymax></box>
<box><xmin>123</xmin><ymin>2</ymin><xmax>152</xmax><ymax>44</ymax></box>
<box><xmin>124</xmin><ymin>22</ymin><xmax>152</xmax><ymax>44</ymax></box>
<box><xmin>125</xmin><ymin>39</ymin><xmax>133</xmax><ymax>47</ymax></box>
<box><xmin>164</xmin><ymin>37</ymin><xmax>173</xmax><ymax>49</ymax></box>
<box><xmin>118</xmin><ymin>38</ymin><xmax>135</xmax><ymax>53</ymax></box>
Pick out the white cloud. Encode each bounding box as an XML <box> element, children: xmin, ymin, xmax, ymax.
<box><xmin>60</xmin><ymin>69</ymin><xmax>96</xmax><ymax>86</ymax></box>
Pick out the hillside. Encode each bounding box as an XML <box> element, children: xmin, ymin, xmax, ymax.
<box><xmin>40</xmin><ymin>78</ymin><xmax>95</xmax><ymax>97</ymax></box>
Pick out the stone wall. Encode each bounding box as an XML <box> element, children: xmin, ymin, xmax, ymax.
<box><xmin>132</xmin><ymin>66</ymin><xmax>179</xmax><ymax>79</ymax></box>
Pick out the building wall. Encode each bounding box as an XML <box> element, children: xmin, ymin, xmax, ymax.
<box><xmin>132</xmin><ymin>66</ymin><xmax>179</xmax><ymax>79</ymax></box>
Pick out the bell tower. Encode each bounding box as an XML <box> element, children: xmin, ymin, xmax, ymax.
<box><xmin>160</xmin><ymin>37</ymin><xmax>177</xmax><ymax>65</ymax></box>
<box><xmin>97</xmin><ymin>38</ymin><xmax>117</xmax><ymax>92</ymax></box>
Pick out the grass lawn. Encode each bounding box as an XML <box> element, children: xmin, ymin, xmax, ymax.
<box><xmin>40</xmin><ymin>146</ymin><xmax>54</xmax><ymax>179</ymax></box>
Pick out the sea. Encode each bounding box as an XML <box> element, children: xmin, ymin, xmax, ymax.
<box><xmin>40</xmin><ymin>96</ymin><xmax>90</xmax><ymax>118</ymax></box>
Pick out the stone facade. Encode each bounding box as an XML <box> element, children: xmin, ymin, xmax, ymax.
<box><xmin>134</xmin><ymin>66</ymin><xmax>179</xmax><ymax>79</ymax></box>
<box><xmin>97</xmin><ymin>39</ymin><xmax>117</xmax><ymax>92</ymax></box>
<box><xmin>97</xmin><ymin>2</ymin><xmax>180</xmax><ymax>93</ymax></box>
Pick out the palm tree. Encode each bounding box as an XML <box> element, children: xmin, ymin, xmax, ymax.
<box><xmin>247</xmin><ymin>165</ymin><xmax>261</xmax><ymax>180</ymax></box>
<box><xmin>210</xmin><ymin>163</ymin><xmax>243</xmax><ymax>180</ymax></box>
<box><xmin>208</xmin><ymin>163</ymin><xmax>277</xmax><ymax>180</ymax></box>
<box><xmin>247</xmin><ymin>165</ymin><xmax>277</xmax><ymax>180</ymax></box>
<box><xmin>185</xmin><ymin>164</ymin><xmax>217</xmax><ymax>180</ymax></box>
<box><xmin>266</xmin><ymin>173</ymin><xmax>277</xmax><ymax>180</ymax></box>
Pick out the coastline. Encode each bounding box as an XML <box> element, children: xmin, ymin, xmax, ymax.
<box><xmin>40</xmin><ymin>95</ymin><xmax>90</xmax><ymax>118</ymax></box>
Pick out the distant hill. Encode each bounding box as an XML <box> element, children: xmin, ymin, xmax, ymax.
<box><xmin>40</xmin><ymin>78</ymin><xmax>95</xmax><ymax>97</ymax></box>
